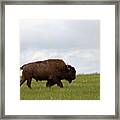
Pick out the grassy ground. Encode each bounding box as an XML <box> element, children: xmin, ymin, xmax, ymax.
<box><xmin>20</xmin><ymin>74</ymin><xmax>100</xmax><ymax>100</ymax></box>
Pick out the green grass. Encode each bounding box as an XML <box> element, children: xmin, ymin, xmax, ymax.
<box><xmin>20</xmin><ymin>74</ymin><xmax>100</xmax><ymax>100</ymax></box>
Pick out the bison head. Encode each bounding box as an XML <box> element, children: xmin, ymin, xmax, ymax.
<box><xmin>65</xmin><ymin>65</ymin><xmax>76</xmax><ymax>83</ymax></box>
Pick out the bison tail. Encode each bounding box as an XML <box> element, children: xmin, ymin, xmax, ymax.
<box><xmin>20</xmin><ymin>66</ymin><xmax>23</xmax><ymax>70</ymax></box>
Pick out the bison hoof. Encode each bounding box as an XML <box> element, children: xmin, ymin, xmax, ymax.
<box><xmin>46</xmin><ymin>85</ymin><xmax>51</xmax><ymax>88</ymax></box>
<box><xmin>59</xmin><ymin>85</ymin><xmax>63</xmax><ymax>88</ymax></box>
<box><xmin>46</xmin><ymin>83</ymin><xmax>51</xmax><ymax>88</ymax></box>
<box><xmin>28</xmin><ymin>86</ymin><xmax>32</xmax><ymax>89</ymax></box>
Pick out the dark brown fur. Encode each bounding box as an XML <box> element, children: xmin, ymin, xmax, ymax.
<box><xmin>20</xmin><ymin>59</ymin><xmax>76</xmax><ymax>88</ymax></box>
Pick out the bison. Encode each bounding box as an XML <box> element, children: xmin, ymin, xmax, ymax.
<box><xmin>20</xmin><ymin>59</ymin><xmax>76</xmax><ymax>88</ymax></box>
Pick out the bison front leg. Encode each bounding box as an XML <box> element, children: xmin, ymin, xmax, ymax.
<box><xmin>57</xmin><ymin>80</ymin><xmax>63</xmax><ymax>88</ymax></box>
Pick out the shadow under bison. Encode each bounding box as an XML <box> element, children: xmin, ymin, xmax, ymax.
<box><xmin>20</xmin><ymin>59</ymin><xmax>76</xmax><ymax>88</ymax></box>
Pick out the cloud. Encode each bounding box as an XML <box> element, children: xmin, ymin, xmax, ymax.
<box><xmin>20</xmin><ymin>19</ymin><xmax>100</xmax><ymax>74</ymax></box>
<box><xmin>20</xmin><ymin>19</ymin><xmax>100</xmax><ymax>51</ymax></box>
<box><xmin>20</xmin><ymin>48</ymin><xmax>100</xmax><ymax>74</ymax></box>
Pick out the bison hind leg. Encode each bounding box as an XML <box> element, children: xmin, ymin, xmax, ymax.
<box><xmin>46</xmin><ymin>81</ymin><xmax>56</xmax><ymax>88</ymax></box>
<box><xmin>27</xmin><ymin>78</ymin><xmax>32</xmax><ymax>89</ymax></box>
<box><xmin>46</xmin><ymin>80</ymin><xmax>63</xmax><ymax>88</ymax></box>
<box><xmin>46</xmin><ymin>81</ymin><xmax>50</xmax><ymax>87</ymax></box>
<box><xmin>20</xmin><ymin>75</ymin><xmax>26</xmax><ymax>86</ymax></box>
<box><xmin>36</xmin><ymin>79</ymin><xmax>38</xmax><ymax>82</ymax></box>
<box><xmin>57</xmin><ymin>81</ymin><xmax>63</xmax><ymax>88</ymax></box>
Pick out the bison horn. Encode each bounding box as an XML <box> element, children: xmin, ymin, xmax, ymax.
<box><xmin>67</xmin><ymin>65</ymin><xmax>71</xmax><ymax>70</ymax></box>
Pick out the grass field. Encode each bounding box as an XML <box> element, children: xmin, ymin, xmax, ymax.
<box><xmin>20</xmin><ymin>74</ymin><xmax>100</xmax><ymax>100</ymax></box>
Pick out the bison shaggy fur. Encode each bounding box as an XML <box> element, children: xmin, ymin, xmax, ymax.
<box><xmin>20</xmin><ymin>59</ymin><xmax>76</xmax><ymax>88</ymax></box>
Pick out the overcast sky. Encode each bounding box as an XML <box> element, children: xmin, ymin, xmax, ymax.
<box><xmin>20</xmin><ymin>19</ymin><xmax>100</xmax><ymax>74</ymax></box>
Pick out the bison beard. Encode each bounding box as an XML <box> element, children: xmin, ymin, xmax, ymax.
<box><xmin>20</xmin><ymin>59</ymin><xmax>76</xmax><ymax>88</ymax></box>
